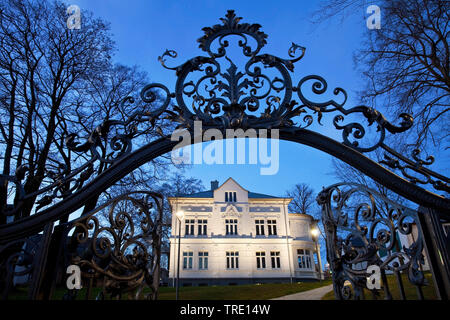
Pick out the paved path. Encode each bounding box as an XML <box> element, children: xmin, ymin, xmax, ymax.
<box><xmin>271</xmin><ymin>284</ymin><xmax>333</xmax><ymax>300</ymax></box>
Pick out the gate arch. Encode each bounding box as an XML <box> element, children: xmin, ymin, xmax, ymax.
<box><xmin>0</xmin><ymin>10</ymin><xmax>448</xmax><ymax>300</ymax></box>
<box><xmin>1</xmin><ymin>127</ymin><xmax>448</xmax><ymax>243</ymax></box>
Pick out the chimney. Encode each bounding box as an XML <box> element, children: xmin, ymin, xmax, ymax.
<box><xmin>211</xmin><ymin>180</ymin><xmax>219</xmax><ymax>190</ymax></box>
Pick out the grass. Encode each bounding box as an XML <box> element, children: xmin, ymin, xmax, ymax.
<box><xmin>7</xmin><ymin>280</ymin><xmax>333</xmax><ymax>300</ymax></box>
<box><xmin>156</xmin><ymin>280</ymin><xmax>333</xmax><ymax>300</ymax></box>
<box><xmin>321</xmin><ymin>272</ymin><xmax>437</xmax><ymax>300</ymax></box>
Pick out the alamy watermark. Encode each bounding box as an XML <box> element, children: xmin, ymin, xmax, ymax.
<box><xmin>366</xmin><ymin>5</ymin><xmax>381</xmax><ymax>30</ymax></box>
<box><xmin>366</xmin><ymin>265</ymin><xmax>381</xmax><ymax>290</ymax></box>
<box><xmin>171</xmin><ymin>121</ymin><xmax>280</xmax><ymax>176</ymax></box>
<box><xmin>66</xmin><ymin>5</ymin><xmax>81</xmax><ymax>30</ymax></box>
<box><xmin>66</xmin><ymin>264</ymin><xmax>82</xmax><ymax>289</ymax></box>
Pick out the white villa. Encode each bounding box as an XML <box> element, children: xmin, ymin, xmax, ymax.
<box><xmin>168</xmin><ymin>178</ymin><xmax>323</xmax><ymax>286</ymax></box>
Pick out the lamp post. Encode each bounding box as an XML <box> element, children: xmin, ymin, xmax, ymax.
<box><xmin>175</xmin><ymin>210</ymin><xmax>184</xmax><ymax>300</ymax></box>
<box><xmin>311</xmin><ymin>226</ymin><xmax>322</xmax><ymax>283</ymax></box>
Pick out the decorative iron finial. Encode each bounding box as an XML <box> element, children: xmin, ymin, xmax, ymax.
<box><xmin>198</xmin><ymin>10</ymin><xmax>268</xmax><ymax>57</ymax></box>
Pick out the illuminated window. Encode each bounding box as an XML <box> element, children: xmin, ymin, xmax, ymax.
<box><xmin>297</xmin><ymin>249</ymin><xmax>311</xmax><ymax>269</ymax></box>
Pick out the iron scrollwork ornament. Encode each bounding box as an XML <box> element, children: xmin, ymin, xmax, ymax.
<box><xmin>158</xmin><ymin>10</ymin><xmax>309</xmax><ymax>131</ymax></box>
<box><xmin>62</xmin><ymin>191</ymin><xmax>164</xmax><ymax>300</ymax></box>
<box><xmin>317</xmin><ymin>183</ymin><xmax>428</xmax><ymax>300</ymax></box>
<box><xmin>1</xmin><ymin>10</ymin><xmax>447</xmax><ymax>218</ymax></box>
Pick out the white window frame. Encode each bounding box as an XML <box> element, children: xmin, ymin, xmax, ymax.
<box><xmin>183</xmin><ymin>251</ymin><xmax>193</xmax><ymax>269</ymax></box>
<box><xmin>225</xmin><ymin>219</ymin><xmax>238</xmax><ymax>235</ymax></box>
<box><xmin>197</xmin><ymin>219</ymin><xmax>207</xmax><ymax>236</ymax></box>
<box><xmin>185</xmin><ymin>219</ymin><xmax>195</xmax><ymax>236</ymax></box>
<box><xmin>225</xmin><ymin>191</ymin><xmax>237</xmax><ymax>202</ymax></box>
<box><xmin>297</xmin><ymin>249</ymin><xmax>312</xmax><ymax>269</ymax></box>
<box><xmin>270</xmin><ymin>251</ymin><xmax>281</xmax><ymax>269</ymax></box>
<box><xmin>198</xmin><ymin>251</ymin><xmax>208</xmax><ymax>270</ymax></box>
<box><xmin>256</xmin><ymin>251</ymin><xmax>266</xmax><ymax>269</ymax></box>
<box><xmin>226</xmin><ymin>251</ymin><xmax>239</xmax><ymax>269</ymax></box>
<box><xmin>267</xmin><ymin>219</ymin><xmax>277</xmax><ymax>236</ymax></box>
<box><xmin>255</xmin><ymin>219</ymin><xmax>265</xmax><ymax>236</ymax></box>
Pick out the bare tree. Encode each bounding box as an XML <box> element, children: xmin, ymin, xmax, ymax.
<box><xmin>286</xmin><ymin>183</ymin><xmax>315</xmax><ymax>215</ymax></box>
<box><xmin>0</xmin><ymin>0</ymin><xmax>114</xmax><ymax>221</ymax></box>
<box><xmin>0</xmin><ymin>1</ymin><xmax>176</xmax><ymax>224</ymax></box>
<box><xmin>331</xmin><ymin>148</ymin><xmax>408</xmax><ymax>217</ymax></box>
<box><xmin>312</xmin><ymin>0</ymin><xmax>450</xmax><ymax>149</ymax></box>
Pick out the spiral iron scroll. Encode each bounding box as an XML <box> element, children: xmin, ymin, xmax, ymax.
<box><xmin>62</xmin><ymin>191</ymin><xmax>164</xmax><ymax>300</ymax></box>
<box><xmin>1</xmin><ymin>10</ymin><xmax>447</xmax><ymax>221</ymax></box>
<box><xmin>317</xmin><ymin>183</ymin><xmax>429</xmax><ymax>300</ymax></box>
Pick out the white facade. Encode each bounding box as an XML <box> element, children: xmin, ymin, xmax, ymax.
<box><xmin>168</xmin><ymin>178</ymin><xmax>322</xmax><ymax>286</ymax></box>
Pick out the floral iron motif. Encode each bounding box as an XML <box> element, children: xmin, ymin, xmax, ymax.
<box><xmin>317</xmin><ymin>183</ymin><xmax>428</xmax><ymax>300</ymax></box>
<box><xmin>62</xmin><ymin>191</ymin><xmax>164</xmax><ymax>300</ymax></box>
<box><xmin>1</xmin><ymin>10</ymin><xmax>447</xmax><ymax>222</ymax></box>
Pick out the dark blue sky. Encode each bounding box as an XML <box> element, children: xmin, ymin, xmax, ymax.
<box><xmin>69</xmin><ymin>0</ymin><xmax>447</xmax><ymax>201</ymax></box>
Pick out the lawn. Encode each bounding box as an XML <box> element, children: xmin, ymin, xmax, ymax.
<box><xmin>156</xmin><ymin>280</ymin><xmax>333</xmax><ymax>300</ymax></box>
<box><xmin>321</xmin><ymin>272</ymin><xmax>437</xmax><ymax>300</ymax></box>
<box><xmin>8</xmin><ymin>280</ymin><xmax>333</xmax><ymax>300</ymax></box>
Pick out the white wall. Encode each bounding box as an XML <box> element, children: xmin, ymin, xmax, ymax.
<box><xmin>168</xmin><ymin>178</ymin><xmax>319</xmax><ymax>283</ymax></box>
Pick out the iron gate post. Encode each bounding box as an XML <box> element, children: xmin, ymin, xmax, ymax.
<box><xmin>37</xmin><ymin>224</ymin><xmax>69</xmax><ymax>299</ymax></box>
<box><xmin>28</xmin><ymin>222</ymin><xmax>54</xmax><ymax>299</ymax></box>
<box><xmin>418</xmin><ymin>206</ymin><xmax>450</xmax><ymax>300</ymax></box>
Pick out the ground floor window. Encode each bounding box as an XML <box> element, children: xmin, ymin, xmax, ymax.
<box><xmin>226</xmin><ymin>251</ymin><xmax>239</xmax><ymax>269</ymax></box>
<box><xmin>183</xmin><ymin>251</ymin><xmax>193</xmax><ymax>269</ymax></box>
<box><xmin>256</xmin><ymin>251</ymin><xmax>266</xmax><ymax>269</ymax></box>
<box><xmin>270</xmin><ymin>251</ymin><xmax>281</xmax><ymax>269</ymax></box>
<box><xmin>198</xmin><ymin>251</ymin><xmax>208</xmax><ymax>270</ymax></box>
<box><xmin>297</xmin><ymin>249</ymin><xmax>311</xmax><ymax>269</ymax></box>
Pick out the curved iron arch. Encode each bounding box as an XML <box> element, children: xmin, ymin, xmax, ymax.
<box><xmin>1</xmin><ymin>127</ymin><xmax>449</xmax><ymax>244</ymax></box>
<box><xmin>1</xmin><ymin>10</ymin><xmax>448</xmax><ymax>244</ymax></box>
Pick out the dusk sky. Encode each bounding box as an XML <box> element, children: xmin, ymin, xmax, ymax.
<box><xmin>68</xmin><ymin>0</ymin><xmax>448</xmax><ymax>202</ymax></box>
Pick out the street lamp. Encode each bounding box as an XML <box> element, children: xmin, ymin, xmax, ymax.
<box><xmin>310</xmin><ymin>226</ymin><xmax>322</xmax><ymax>283</ymax></box>
<box><xmin>175</xmin><ymin>210</ymin><xmax>184</xmax><ymax>300</ymax></box>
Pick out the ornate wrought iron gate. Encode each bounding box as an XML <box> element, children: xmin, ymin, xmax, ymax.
<box><xmin>318</xmin><ymin>183</ymin><xmax>449</xmax><ymax>300</ymax></box>
<box><xmin>0</xmin><ymin>10</ymin><xmax>448</xmax><ymax>300</ymax></box>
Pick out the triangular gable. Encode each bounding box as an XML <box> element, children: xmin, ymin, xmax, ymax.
<box><xmin>216</xmin><ymin>177</ymin><xmax>248</xmax><ymax>192</ymax></box>
<box><xmin>214</xmin><ymin>177</ymin><xmax>249</xmax><ymax>203</ymax></box>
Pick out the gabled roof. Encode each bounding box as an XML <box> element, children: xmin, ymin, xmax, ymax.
<box><xmin>177</xmin><ymin>190</ymin><xmax>280</xmax><ymax>199</ymax></box>
<box><xmin>174</xmin><ymin>177</ymin><xmax>285</xmax><ymax>199</ymax></box>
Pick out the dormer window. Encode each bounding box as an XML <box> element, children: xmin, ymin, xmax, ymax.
<box><xmin>225</xmin><ymin>191</ymin><xmax>237</xmax><ymax>202</ymax></box>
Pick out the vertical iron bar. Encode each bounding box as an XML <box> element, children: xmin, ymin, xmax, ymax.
<box><xmin>416</xmin><ymin>285</ymin><xmax>424</xmax><ymax>300</ymax></box>
<box><xmin>381</xmin><ymin>269</ymin><xmax>392</xmax><ymax>300</ymax></box>
<box><xmin>1</xmin><ymin>265</ymin><xmax>14</xmax><ymax>300</ymax></box>
<box><xmin>38</xmin><ymin>224</ymin><xmax>68</xmax><ymax>300</ymax></box>
<box><xmin>85</xmin><ymin>274</ymin><xmax>93</xmax><ymax>300</ymax></box>
<box><xmin>417</xmin><ymin>206</ymin><xmax>450</xmax><ymax>300</ymax></box>
<box><xmin>394</xmin><ymin>267</ymin><xmax>406</xmax><ymax>300</ymax></box>
<box><xmin>176</xmin><ymin>218</ymin><xmax>181</xmax><ymax>300</ymax></box>
<box><xmin>28</xmin><ymin>222</ymin><xmax>54</xmax><ymax>300</ymax></box>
